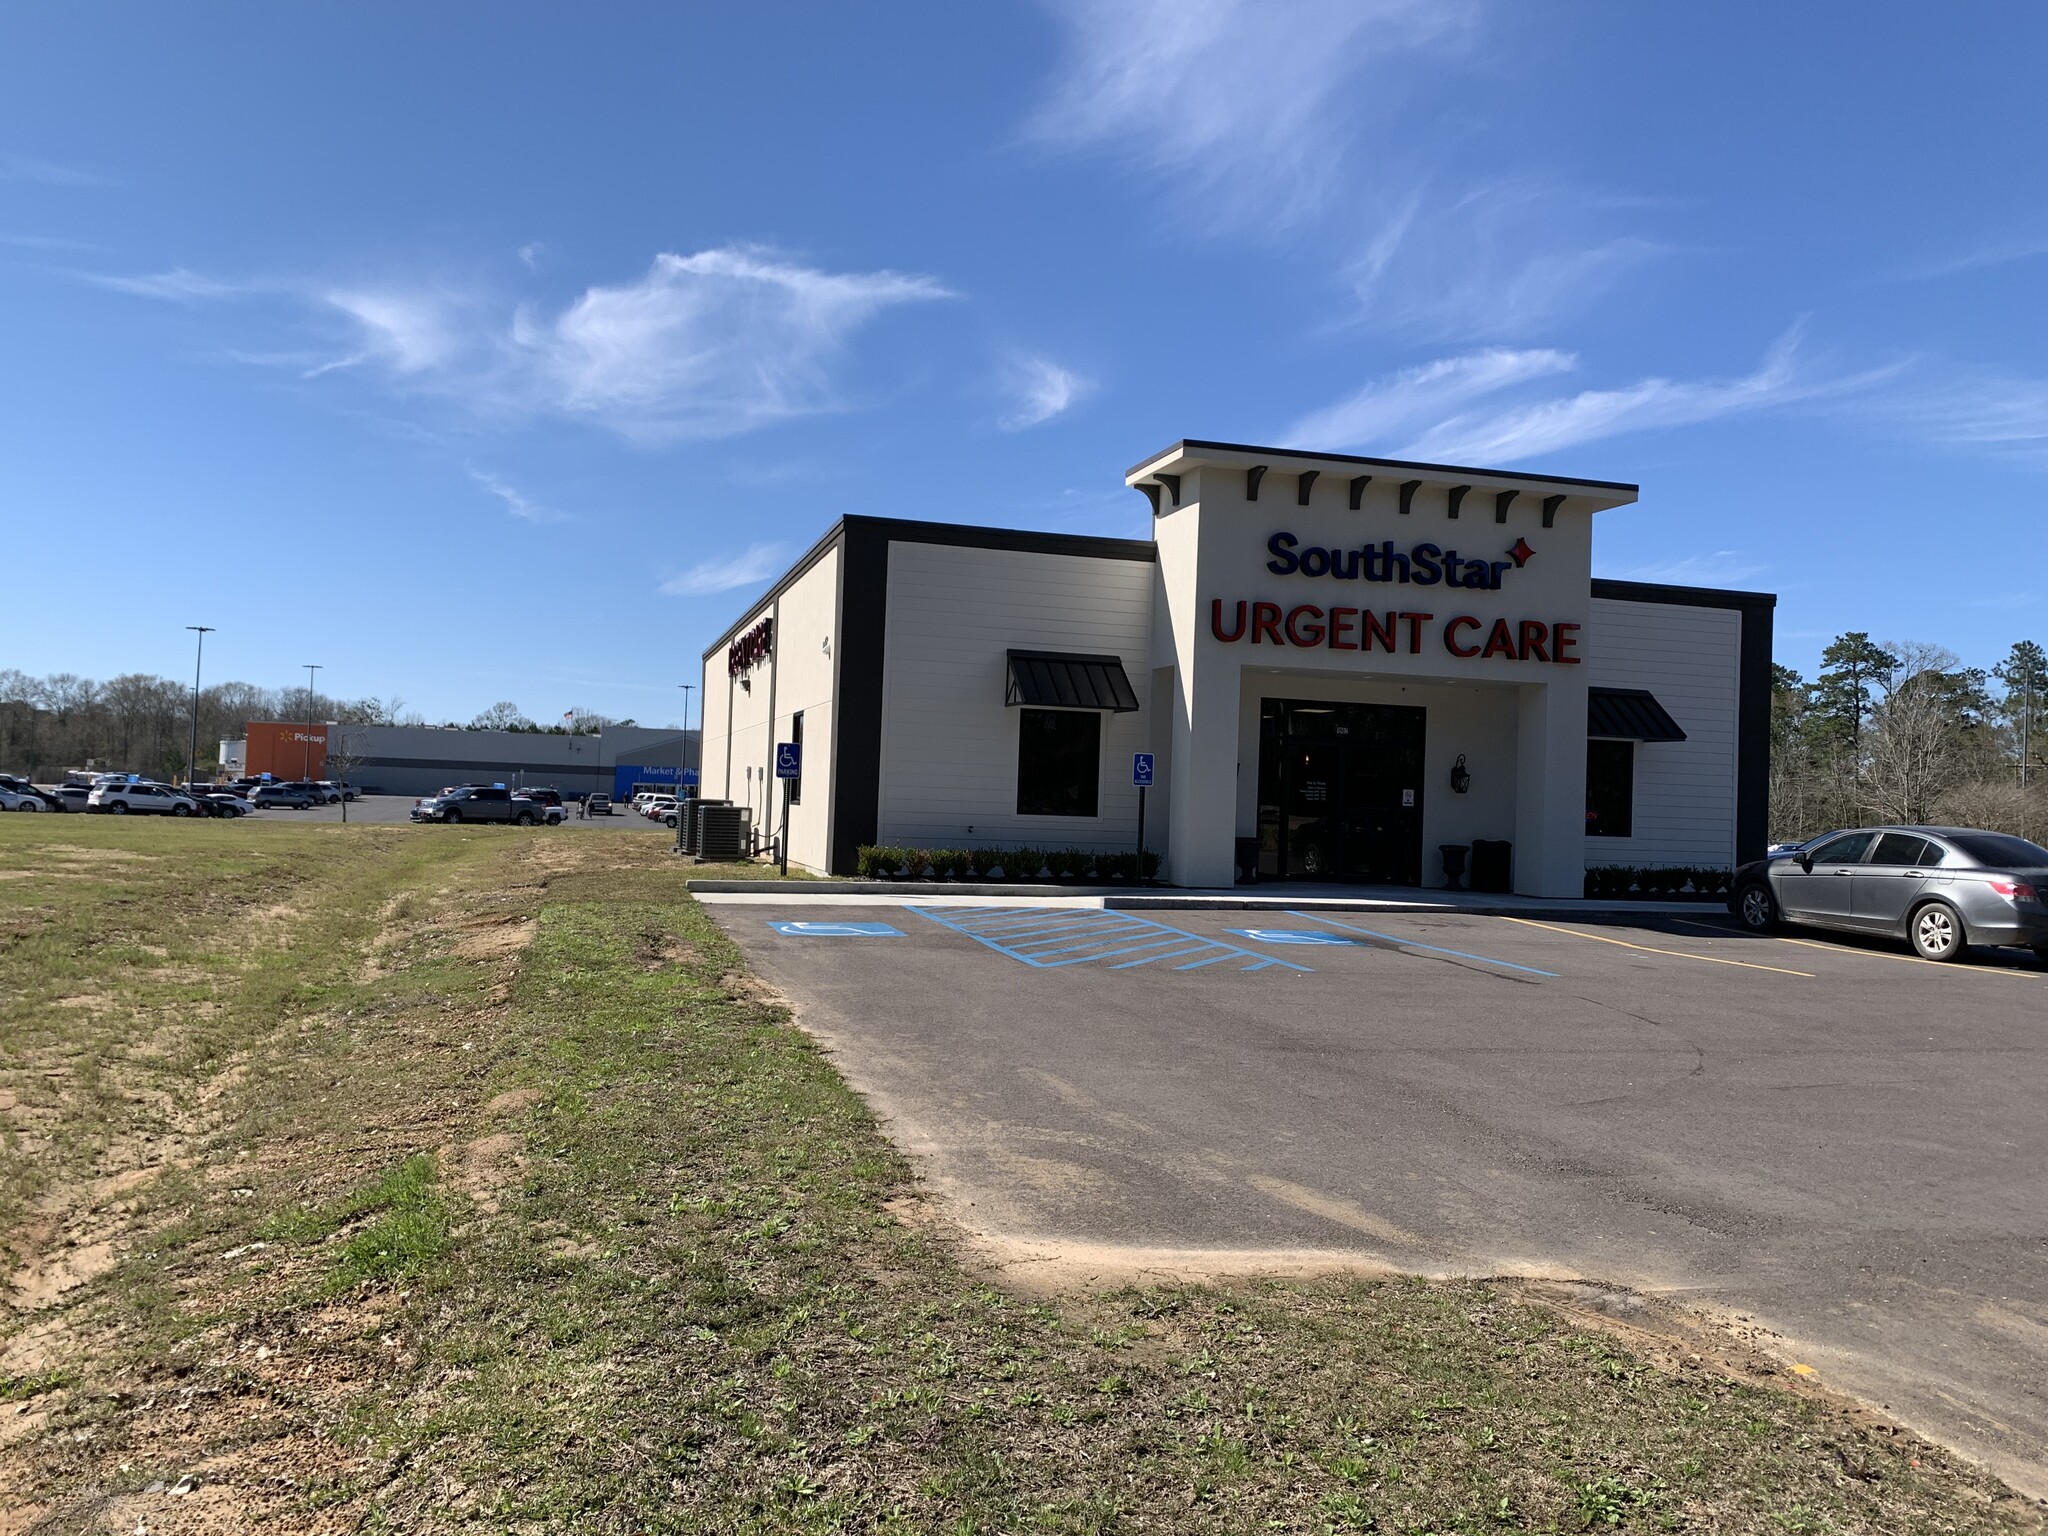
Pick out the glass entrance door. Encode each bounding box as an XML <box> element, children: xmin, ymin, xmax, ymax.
<box><xmin>1256</xmin><ymin>699</ymin><xmax>1426</xmax><ymax>883</ymax></box>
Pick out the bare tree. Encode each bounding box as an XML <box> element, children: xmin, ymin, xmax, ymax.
<box><xmin>1860</xmin><ymin>643</ymin><xmax>1982</xmax><ymax>826</ymax></box>
<box><xmin>327</xmin><ymin>727</ymin><xmax>371</xmax><ymax>823</ymax></box>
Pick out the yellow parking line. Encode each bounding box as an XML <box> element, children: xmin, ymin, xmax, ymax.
<box><xmin>1769</xmin><ymin>932</ymin><xmax>2036</xmax><ymax>980</ymax></box>
<box><xmin>1500</xmin><ymin>916</ymin><xmax>1815</xmax><ymax>978</ymax></box>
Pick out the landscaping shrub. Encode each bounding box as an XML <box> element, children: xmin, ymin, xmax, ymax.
<box><xmin>1007</xmin><ymin>847</ymin><xmax>1045</xmax><ymax>881</ymax></box>
<box><xmin>968</xmin><ymin>846</ymin><xmax>1000</xmax><ymax>878</ymax></box>
<box><xmin>857</xmin><ymin>845</ymin><xmax>905</xmax><ymax>878</ymax></box>
<box><xmin>1138</xmin><ymin>850</ymin><xmax>1162</xmax><ymax>880</ymax></box>
<box><xmin>903</xmin><ymin>848</ymin><xmax>931</xmax><ymax>879</ymax></box>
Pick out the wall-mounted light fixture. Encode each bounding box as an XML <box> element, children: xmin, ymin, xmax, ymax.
<box><xmin>1450</xmin><ymin>754</ymin><xmax>1471</xmax><ymax>794</ymax></box>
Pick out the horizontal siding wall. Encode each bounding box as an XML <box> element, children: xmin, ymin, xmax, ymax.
<box><xmin>1586</xmin><ymin>598</ymin><xmax>1740</xmax><ymax>869</ymax></box>
<box><xmin>880</xmin><ymin>542</ymin><xmax>1153</xmax><ymax>851</ymax></box>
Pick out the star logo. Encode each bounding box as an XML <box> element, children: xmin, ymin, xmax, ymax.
<box><xmin>1506</xmin><ymin>538</ymin><xmax>1534</xmax><ymax>568</ymax></box>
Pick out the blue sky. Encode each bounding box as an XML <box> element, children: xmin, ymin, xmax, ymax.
<box><xmin>5</xmin><ymin>2</ymin><xmax>2047</xmax><ymax>725</ymax></box>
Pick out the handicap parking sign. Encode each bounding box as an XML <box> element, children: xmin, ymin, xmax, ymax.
<box><xmin>767</xmin><ymin>921</ymin><xmax>901</xmax><ymax>937</ymax></box>
<box><xmin>1132</xmin><ymin>752</ymin><xmax>1154</xmax><ymax>786</ymax></box>
<box><xmin>1225</xmin><ymin>928</ymin><xmax>1359</xmax><ymax>946</ymax></box>
<box><xmin>776</xmin><ymin>742</ymin><xmax>802</xmax><ymax>779</ymax></box>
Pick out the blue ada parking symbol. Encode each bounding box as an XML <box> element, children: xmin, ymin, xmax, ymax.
<box><xmin>767</xmin><ymin>921</ymin><xmax>902</xmax><ymax>937</ymax></box>
<box><xmin>1225</xmin><ymin>928</ymin><xmax>1360</xmax><ymax>946</ymax></box>
<box><xmin>776</xmin><ymin>742</ymin><xmax>802</xmax><ymax>779</ymax></box>
<box><xmin>1131</xmin><ymin>752</ymin><xmax>1154</xmax><ymax>787</ymax></box>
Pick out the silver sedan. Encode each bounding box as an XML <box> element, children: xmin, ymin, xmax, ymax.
<box><xmin>1731</xmin><ymin>825</ymin><xmax>2048</xmax><ymax>962</ymax></box>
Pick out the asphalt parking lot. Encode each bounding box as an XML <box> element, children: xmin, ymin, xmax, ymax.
<box><xmin>711</xmin><ymin>898</ymin><xmax>2048</xmax><ymax>1494</ymax></box>
<box><xmin>233</xmin><ymin>796</ymin><xmax>672</xmax><ymax>829</ymax></box>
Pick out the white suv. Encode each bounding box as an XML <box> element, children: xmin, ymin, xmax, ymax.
<box><xmin>88</xmin><ymin>782</ymin><xmax>200</xmax><ymax>817</ymax></box>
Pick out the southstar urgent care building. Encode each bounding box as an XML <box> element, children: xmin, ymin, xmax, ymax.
<box><xmin>697</xmin><ymin>440</ymin><xmax>1773</xmax><ymax>895</ymax></box>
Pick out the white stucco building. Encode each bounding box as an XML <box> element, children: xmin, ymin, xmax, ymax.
<box><xmin>696</xmin><ymin>440</ymin><xmax>1773</xmax><ymax>895</ymax></box>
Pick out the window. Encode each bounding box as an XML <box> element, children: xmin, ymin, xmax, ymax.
<box><xmin>1870</xmin><ymin>833</ymin><xmax>1938</xmax><ymax>867</ymax></box>
<box><xmin>1584</xmin><ymin>739</ymin><xmax>1633</xmax><ymax>837</ymax></box>
<box><xmin>1017</xmin><ymin>708</ymin><xmax>1100</xmax><ymax>817</ymax></box>
<box><xmin>1809</xmin><ymin>831</ymin><xmax>1876</xmax><ymax>866</ymax></box>
<box><xmin>1948</xmin><ymin>832</ymin><xmax>2048</xmax><ymax>867</ymax></box>
<box><xmin>789</xmin><ymin>711</ymin><xmax>803</xmax><ymax>806</ymax></box>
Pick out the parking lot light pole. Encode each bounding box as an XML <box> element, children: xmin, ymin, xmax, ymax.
<box><xmin>184</xmin><ymin>626</ymin><xmax>214</xmax><ymax>788</ymax></box>
<box><xmin>301</xmin><ymin>664</ymin><xmax>322</xmax><ymax>780</ymax></box>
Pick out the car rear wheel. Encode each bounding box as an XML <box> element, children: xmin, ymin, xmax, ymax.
<box><xmin>1909</xmin><ymin>900</ymin><xmax>1966</xmax><ymax>962</ymax></box>
<box><xmin>514</xmin><ymin>810</ymin><xmax>535</xmax><ymax>826</ymax></box>
<box><xmin>15</xmin><ymin>802</ymin><xmax>37</xmax><ymax>812</ymax></box>
<box><xmin>110</xmin><ymin>801</ymin><xmax>128</xmax><ymax>815</ymax></box>
<box><xmin>172</xmin><ymin>804</ymin><xmax>191</xmax><ymax>817</ymax></box>
<box><xmin>1735</xmin><ymin>881</ymin><xmax>1778</xmax><ymax>932</ymax></box>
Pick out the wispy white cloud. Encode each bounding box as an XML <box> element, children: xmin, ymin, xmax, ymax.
<box><xmin>93</xmin><ymin>245</ymin><xmax>953</xmax><ymax>444</ymax></box>
<box><xmin>1396</xmin><ymin>331</ymin><xmax>1888</xmax><ymax>464</ymax></box>
<box><xmin>466</xmin><ymin>467</ymin><xmax>563</xmax><ymax>524</ymax></box>
<box><xmin>1894</xmin><ymin>234</ymin><xmax>2048</xmax><ymax>282</ymax></box>
<box><xmin>1856</xmin><ymin>362</ymin><xmax>2048</xmax><ymax>458</ymax></box>
<box><xmin>84</xmin><ymin>267</ymin><xmax>245</xmax><ymax>302</ymax></box>
<box><xmin>517</xmin><ymin>242</ymin><xmax>544</xmax><ymax>272</ymax></box>
<box><xmin>660</xmin><ymin>542</ymin><xmax>790</xmax><ymax>597</ymax></box>
<box><xmin>0</xmin><ymin>232</ymin><xmax>98</xmax><ymax>252</ymax></box>
<box><xmin>998</xmin><ymin>355</ymin><xmax>1092</xmax><ymax>430</ymax></box>
<box><xmin>1349</xmin><ymin>180</ymin><xmax>1665</xmax><ymax>341</ymax></box>
<box><xmin>1602</xmin><ymin>551</ymin><xmax>1767</xmax><ymax>587</ymax></box>
<box><xmin>0</xmin><ymin>152</ymin><xmax>110</xmax><ymax>187</ymax></box>
<box><xmin>1026</xmin><ymin>0</ymin><xmax>1474</xmax><ymax>226</ymax></box>
<box><xmin>1286</xmin><ymin>347</ymin><xmax>1574</xmax><ymax>451</ymax></box>
<box><xmin>1964</xmin><ymin>591</ymin><xmax>2038</xmax><ymax>611</ymax></box>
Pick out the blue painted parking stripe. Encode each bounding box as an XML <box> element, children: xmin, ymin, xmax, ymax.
<box><xmin>1287</xmin><ymin>911</ymin><xmax>1559</xmax><ymax>977</ymax></box>
<box><xmin>907</xmin><ymin>904</ymin><xmax>1310</xmax><ymax>973</ymax></box>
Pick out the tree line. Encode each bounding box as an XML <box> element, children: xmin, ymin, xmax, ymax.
<box><xmin>0</xmin><ymin>671</ymin><xmax>628</xmax><ymax>781</ymax></box>
<box><xmin>1770</xmin><ymin>635</ymin><xmax>2047</xmax><ymax>844</ymax></box>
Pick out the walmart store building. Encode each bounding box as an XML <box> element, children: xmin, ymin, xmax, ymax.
<box><xmin>696</xmin><ymin>440</ymin><xmax>1773</xmax><ymax>895</ymax></box>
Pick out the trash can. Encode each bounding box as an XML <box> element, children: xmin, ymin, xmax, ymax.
<box><xmin>1470</xmin><ymin>839</ymin><xmax>1513</xmax><ymax>894</ymax></box>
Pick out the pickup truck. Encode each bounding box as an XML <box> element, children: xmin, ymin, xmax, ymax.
<box><xmin>411</xmin><ymin>786</ymin><xmax>544</xmax><ymax>825</ymax></box>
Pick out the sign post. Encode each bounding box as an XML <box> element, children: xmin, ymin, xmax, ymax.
<box><xmin>774</xmin><ymin>742</ymin><xmax>802</xmax><ymax>876</ymax></box>
<box><xmin>1131</xmin><ymin>752</ymin><xmax>1154</xmax><ymax>881</ymax></box>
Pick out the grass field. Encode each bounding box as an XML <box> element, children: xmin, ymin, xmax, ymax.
<box><xmin>0</xmin><ymin>819</ymin><xmax>2038</xmax><ymax>1534</ymax></box>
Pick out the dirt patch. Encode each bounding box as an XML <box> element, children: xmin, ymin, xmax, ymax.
<box><xmin>482</xmin><ymin>1088</ymin><xmax>545</xmax><ymax>1116</ymax></box>
<box><xmin>451</xmin><ymin>917</ymin><xmax>535</xmax><ymax>961</ymax></box>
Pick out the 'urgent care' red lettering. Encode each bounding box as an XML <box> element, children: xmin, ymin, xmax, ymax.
<box><xmin>1327</xmin><ymin>607</ymin><xmax>1357</xmax><ymax>650</ymax></box>
<box><xmin>1401</xmin><ymin>612</ymin><xmax>1433</xmax><ymax>654</ymax></box>
<box><xmin>1444</xmin><ymin>615</ymin><xmax>1481</xmax><ymax>657</ymax></box>
<box><xmin>1250</xmin><ymin>602</ymin><xmax>1283</xmax><ymax>644</ymax></box>
<box><xmin>1518</xmin><ymin>620</ymin><xmax>1550</xmax><ymax>662</ymax></box>
<box><xmin>1211</xmin><ymin>599</ymin><xmax>1246</xmax><ymax>642</ymax></box>
<box><xmin>1481</xmin><ymin>618</ymin><xmax>1517</xmax><ymax>659</ymax></box>
<box><xmin>1362</xmin><ymin>610</ymin><xmax>1397</xmax><ymax>653</ymax></box>
<box><xmin>1552</xmin><ymin>622</ymin><xmax>1582</xmax><ymax>664</ymax></box>
<box><xmin>1285</xmin><ymin>605</ymin><xmax>1325</xmax><ymax>647</ymax></box>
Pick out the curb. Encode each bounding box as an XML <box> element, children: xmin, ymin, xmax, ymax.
<box><xmin>683</xmin><ymin>879</ymin><xmax>1731</xmax><ymax>920</ymax></box>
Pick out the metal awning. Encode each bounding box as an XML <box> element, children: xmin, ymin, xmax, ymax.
<box><xmin>1005</xmin><ymin>650</ymin><xmax>1141</xmax><ymax>712</ymax></box>
<box><xmin>1588</xmin><ymin>687</ymin><xmax>1687</xmax><ymax>742</ymax></box>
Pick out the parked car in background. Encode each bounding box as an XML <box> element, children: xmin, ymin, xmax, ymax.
<box><xmin>586</xmin><ymin>793</ymin><xmax>612</xmax><ymax>815</ymax></box>
<box><xmin>250</xmin><ymin>784</ymin><xmax>316</xmax><ymax>810</ymax></box>
<box><xmin>192</xmin><ymin>792</ymin><xmax>245</xmax><ymax>818</ymax></box>
<box><xmin>88</xmin><ymin>782</ymin><xmax>200</xmax><ymax>816</ymax></box>
<box><xmin>1731</xmin><ymin>825</ymin><xmax>2048</xmax><ymax>962</ymax></box>
<box><xmin>514</xmin><ymin>787</ymin><xmax>563</xmax><ymax>808</ymax></box>
<box><xmin>643</xmin><ymin>795</ymin><xmax>678</xmax><ymax>820</ymax></box>
<box><xmin>50</xmin><ymin>786</ymin><xmax>90</xmax><ymax>813</ymax></box>
<box><xmin>283</xmin><ymin>780</ymin><xmax>342</xmax><ymax>804</ymax></box>
<box><xmin>0</xmin><ymin>785</ymin><xmax>44</xmax><ymax>811</ymax></box>
<box><xmin>411</xmin><ymin>786</ymin><xmax>542</xmax><ymax>825</ymax></box>
<box><xmin>336</xmin><ymin>782</ymin><xmax>367</xmax><ymax>801</ymax></box>
<box><xmin>0</xmin><ymin>775</ymin><xmax>62</xmax><ymax>810</ymax></box>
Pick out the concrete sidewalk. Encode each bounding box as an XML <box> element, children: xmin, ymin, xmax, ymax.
<box><xmin>683</xmin><ymin>876</ymin><xmax>1728</xmax><ymax>920</ymax></box>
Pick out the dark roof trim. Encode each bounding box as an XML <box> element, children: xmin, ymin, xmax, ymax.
<box><xmin>701</xmin><ymin>516</ymin><xmax>1158</xmax><ymax>661</ymax></box>
<box><xmin>1006</xmin><ymin>650</ymin><xmax>1141</xmax><ymax>713</ymax></box>
<box><xmin>1127</xmin><ymin>438</ymin><xmax>1639</xmax><ymax>493</ymax></box>
<box><xmin>1589</xmin><ymin>687</ymin><xmax>1688</xmax><ymax>742</ymax></box>
<box><xmin>1592</xmin><ymin>577</ymin><xmax>1777</xmax><ymax>613</ymax></box>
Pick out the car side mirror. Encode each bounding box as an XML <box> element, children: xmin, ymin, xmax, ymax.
<box><xmin>1796</xmin><ymin>853</ymin><xmax>1813</xmax><ymax>873</ymax></box>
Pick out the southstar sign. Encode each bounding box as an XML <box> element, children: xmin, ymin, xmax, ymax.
<box><xmin>1263</xmin><ymin>531</ymin><xmax>1537</xmax><ymax>590</ymax></box>
<box><xmin>1214</xmin><ymin>529</ymin><xmax>1579</xmax><ymax>663</ymax></box>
